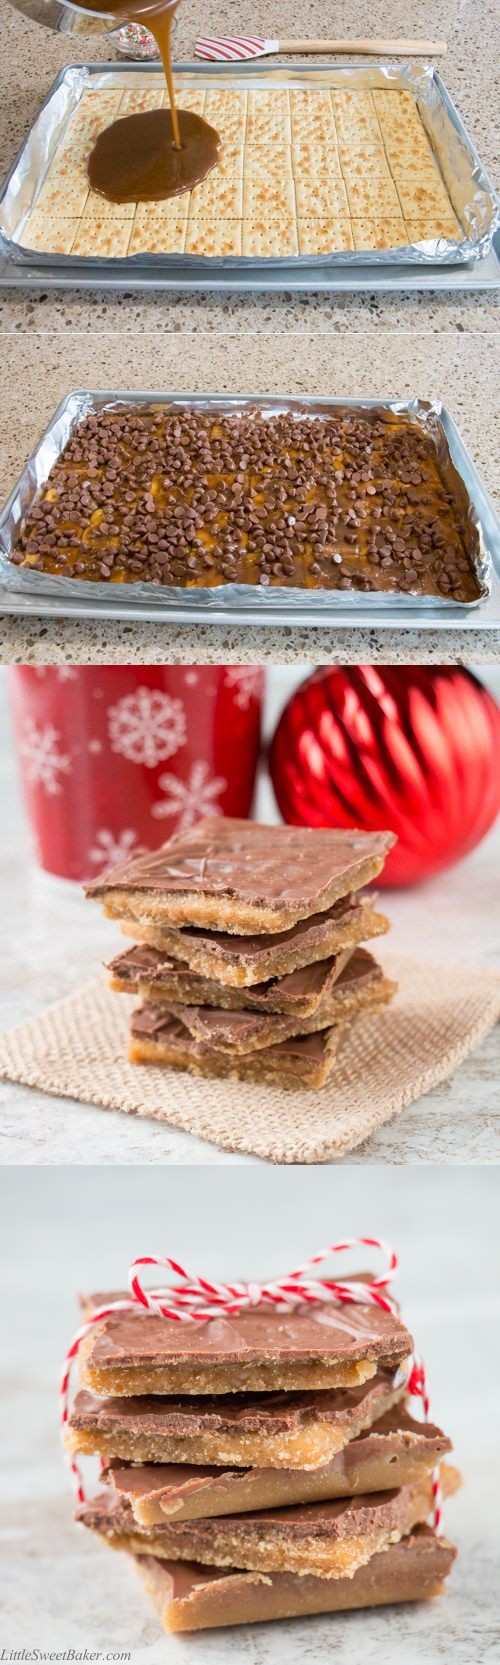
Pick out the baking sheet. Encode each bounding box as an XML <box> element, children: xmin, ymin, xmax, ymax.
<box><xmin>0</xmin><ymin>238</ymin><xmax>499</xmax><ymax>293</ymax></box>
<box><xmin>1</xmin><ymin>392</ymin><xmax>498</xmax><ymax>629</ymax></box>
<box><xmin>0</xmin><ymin>61</ymin><xmax>498</xmax><ymax>277</ymax></box>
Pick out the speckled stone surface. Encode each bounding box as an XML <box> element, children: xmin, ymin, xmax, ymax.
<box><xmin>1</xmin><ymin>332</ymin><xmax>499</xmax><ymax>664</ymax></box>
<box><xmin>1</xmin><ymin>666</ymin><xmax>499</xmax><ymax>1166</ymax></box>
<box><xmin>2</xmin><ymin>1164</ymin><xmax>500</xmax><ymax>1660</ymax></box>
<box><xmin>0</xmin><ymin>0</ymin><xmax>499</xmax><ymax>333</ymax></box>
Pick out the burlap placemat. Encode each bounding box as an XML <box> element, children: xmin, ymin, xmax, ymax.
<box><xmin>1</xmin><ymin>954</ymin><xmax>499</xmax><ymax>1163</ymax></box>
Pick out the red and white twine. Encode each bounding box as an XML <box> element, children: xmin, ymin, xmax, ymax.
<box><xmin>61</xmin><ymin>1237</ymin><xmax>441</xmax><ymax>1528</ymax></box>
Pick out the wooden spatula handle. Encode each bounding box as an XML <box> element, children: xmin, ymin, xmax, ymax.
<box><xmin>278</xmin><ymin>38</ymin><xmax>447</xmax><ymax>55</ymax></box>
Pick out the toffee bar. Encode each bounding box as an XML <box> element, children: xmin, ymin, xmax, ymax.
<box><xmin>66</xmin><ymin>1371</ymin><xmax>410</xmax><ymax>1468</ymax></box>
<box><xmin>136</xmin><ymin>1527</ymin><xmax>457</xmax><ymax>1631</ymax></box>
<box><xmin>127</xmin><ymin>950</ymin><xmax>395</xmax><ymax>1055</ymax></box>
<box><xmin>78</xmin><ymin>1467</ymin><xmax>460</xmax><ymax>1579</ymax></box>
<box><xmin>109</xmin><ymin>941</ymin><xmax>358</xmax><ymax>1017</ymax></box>
<box><xmin>112</xmin><ymin>943</ymin><xmax>392</xmax><ymax>1022</ymax></box>
<box><xmin>106</xmin><ymin>1409</ymin><xmax>453</xmax><ymax>1523</ymax></box>
<box><xmin>128</xmin><ymin>1013</ymin><xmax>349</xmax><ymax>1088</ymax></box>
<box><xmin>75</xmin><ymin>1296</ymin><xmax>412</xmax><ymax>1398</ymax></box>
<box><xmin>86</xmin><ymin>818</ymin><xmax>395</xmax><ymax>934</ymax></box>
<box><xmin>116</xmin><ymin>891</ymin><xmax>389</xmax><ymax>988</ymax></box>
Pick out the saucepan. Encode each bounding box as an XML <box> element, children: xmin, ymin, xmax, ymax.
<box><xmin>7</xmin><ymin>0</ymin><xmax>173</xmax><ymax>38</ymax></box>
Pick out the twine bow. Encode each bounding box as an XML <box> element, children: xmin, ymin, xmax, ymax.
<box><xmin>61</xmin><ymin>1238</ymin><xmax>441</xmax><ymax>1527</ymax></box>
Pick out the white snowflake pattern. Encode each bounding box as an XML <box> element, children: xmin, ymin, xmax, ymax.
<box><xmin>224</xmin><ymin>667</ymin><xmax>264</xmax><ymax>710</ymax></box>
<box><xmin>19</xmin><ymin>719</ymin><xmax>72</xmax><ymax>796</ymax></box>
<box><xmin>152</xmin><ymin>761</ymin><xmax>227</xmax><ymax>829</ymax></box>
<box><xmin>88</xmin><ymin>738</ymin><xmax>103</xmax><ymax>755</ymax></box>
<box><xmin>107</xmin><ymin>687</ymin><xmax>187</xmax><ymax>768</ymax></box>
<box><xmin>88</xmin><ymin>827</ymin><xmax>147</xmax><ymax>870</ymax></box>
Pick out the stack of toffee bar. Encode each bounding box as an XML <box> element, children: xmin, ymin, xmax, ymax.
<box><xmin>86</xmin><ymin>818</ymin><xmax>398</xmax><ymax>1089</ymax></box>
<box><xmin>68</xmin><ymin>1291</ymin><xmax>459</xmax><ymax>1634</ymax></box>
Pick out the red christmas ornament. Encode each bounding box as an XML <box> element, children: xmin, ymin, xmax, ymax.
<box><xmin>8</xmin><ymin>665</ymin><xmax>263</xmax><ymax>882</ymax></box>
<box><xmin>269</xmin><ymin>666</ymin><xmax>500</xmax><ymax>887</ymax></box>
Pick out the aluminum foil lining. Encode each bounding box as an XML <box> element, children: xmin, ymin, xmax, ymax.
<box><xmin>0</xmin><ymin>392</ymin><xmax>493</xmax><ymax>616</ymax></box>
<box><xmin>0</xmin><ymin>60</ymin><xmax>498</xmax><ymax>270</ymax></box>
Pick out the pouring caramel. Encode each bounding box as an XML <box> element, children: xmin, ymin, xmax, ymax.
<box><xmin>76</xmin><ymin>0</ymin><xmax>220</xmax><ymax>201</ymax></box>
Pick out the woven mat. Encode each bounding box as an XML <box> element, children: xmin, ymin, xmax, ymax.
<box><xmin>1</xmin><ymin>954</ymin><xmax>499</xmax><ymax>1163</ymax></box>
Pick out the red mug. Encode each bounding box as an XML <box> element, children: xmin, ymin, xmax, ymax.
<box><xmin>8</xmin><ymin>665</ymin><xmax>264</xmax><ymax>881</ymax></box>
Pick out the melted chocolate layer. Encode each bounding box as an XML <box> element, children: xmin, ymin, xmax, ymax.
<box><xmin>149</xmin><ymin>892</ymin><xmax>373</xmax><ymax>963</ymax></box>
<box><xmin>87</xmin><ymin>818</ymin><xmax>394</xmax><ymax>909</ymax></box>
<box><xmin>71</xmin><ymin>1371</ymin><xmax>405</xmax><ymax>1437</ymax></box>
<box><xmin>130</xmin><ymin>1008</ymin><xmax>337</xmax><ymax>1061</ymax></box>
<box><xmin>78</xmin><ymin>1477</ymin><xmax>424</xmax><ymax>1537</ymax></box>
<box><xmin>77</xmin><ymin>1298</ymin><xmax>412</xmax><ymax>1369</ymax></box>
<box><xmin>109</xmin><ymin>940</ymin><xmax>350</xmax><ymax>1005</ymax></box>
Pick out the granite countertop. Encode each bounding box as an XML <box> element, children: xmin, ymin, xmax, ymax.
<box><xmin>1</xmin><ymin>667</ymin><xmax>499</xmax><ymax>1166</ymax></box>
<box><xmin>1</xmin><ymin>331</ymin><xmax>499</xmax><ymax>664</ymax></box>
<box><xmin>3</xmin><ymin>1163</ymin><xmax>500</xmax><ymax>1661</ymax></box>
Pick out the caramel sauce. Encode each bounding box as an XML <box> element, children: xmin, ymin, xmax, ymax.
<box><xmin>88</xmin><ymin>108</ymin><xmax>220</xmax><ymax>203</ymax></box>
<box><xmin>77</xmin><ymin>0</ymin><xmax>220</xmax><ymax>202</ymax></box>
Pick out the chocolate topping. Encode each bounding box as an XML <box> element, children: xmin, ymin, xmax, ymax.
<box><xmin>78</xmin><ymin>1476</ymin><xmax>430</xmax><ymax>1540</ymax></box>
<box><xmin>112</xmin><ymin>943</ymin><xmax>177</xmax><ymax>982</ymax></box>
<box><xmin>86</xmin><ymin>818</ymin><xmax>394</xmax><ymax>908</ymax></box>
<box><xmin>109</xmin><ymin>1459</ymin><xmax>238</xmax><ymax>1499</ymax></box>
<box><xmin>78</xmin><ymin>1295</ymin><xmax>411</xmax><ymax>1371</ymax></box>
<box><xmin>71</xmin><ymin>1370</ymin><xmax>408</xmax><ymax>1437</ymax></box>
<box><xmin>136</xmin><ymin>890</ymin><xmax>377</xmax><ymax>965</ymax></box>
<box><xmin>126</xmin><ymin>947</ymin><xmax>382</xmax><ymax>1054</ymax></box>
<box><xmin>130</xmin><ymin>1009</ymin><xmax>338</xmax><ymax>1062</ymax></box>
<box><xmin>109</xmin><ymin>941</ymin><xmax>353</xmax><ymax>1009</ymax></box>
<box><xmin>142</xmin><ymin>948</ymin><xmax>380</xmax><ymax>1037</ymax></box>
<box><xmin>180</xmin><ymin>893</ymin><xmax>367</xmax><ymax>956</ymax></box>
<box><xmin>14</xmin><ymin>404</ymin><xmax>478</xmax><ymax>603</ymax></box>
